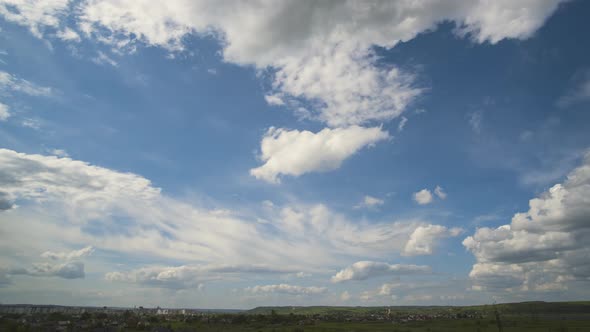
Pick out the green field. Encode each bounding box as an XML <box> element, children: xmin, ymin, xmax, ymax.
<box><xmin>246</xmin><ymin>301</ymin><xmax>590</xmax><ymax>316</ymax></box>
<box><xmin>163</xmin><ymin>318</ymin><xmax>590</xmax><ymax>332</ymax></box>
<box><xmin>3</xmin><ymin>301</ymin><xmax>589</xmax><ymax>331</ymax></box>
<box><xmin>159</xmin><ymin>301</ymin><xmax>590</xmax><ymax>332</ymax></box>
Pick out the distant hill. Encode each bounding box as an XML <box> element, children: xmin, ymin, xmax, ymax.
<box><xmin>246</xmin><ymin>301</ymin><xmax>590</xmax><ymax>316</ymax></box>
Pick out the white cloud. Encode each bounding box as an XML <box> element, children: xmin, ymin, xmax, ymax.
<box><xmin>246</xmin><ymin>284</ymin><xmax>326</xmax><ymax>295</ymax></box>
<box><xmin>403</xmin><ymin>225</ymin><xmax>463</xmax><ymax>256</ymax></box>
<box><xmin>1</xmin><ymin>1</ymin><xmax>565</xmax><ymax>127</ymax></box>
<box><xmin>467</xmin><ymin>263</ymin><xmax>526</xmax><ymax>291</ymax></box>
<box><xmin>456</xmin><ymin>0</ymin><xmax>563</xmax><ymax>43</ymax></box>
<box><xmin>413</xmin><ymin>189</ymin><xmax>433</xmax><ymax>205</ymax></box>
<box><xmin>86</xmin><ymin>1</ymin><xmax>564</xmax><ymax>126</ymax></box>
<box><xmin>91</xmin><ymin>51</ymin><xmax>117</xmax><ymax>67</ymax></box>
<box><xmin>359</xmin><ymin>291</ymin><xmax>372</xmax><ymax>302</ymax></box>
<box><xmin>49</xmin><ymin>148</ymin><xmax>69</xmax><ymax>157</ymax></box>
<box><xmin>0</xmin><ymin>0</ymin><xmax>72</xmax><ymax>38</ymax></box>
<box><xmin>413</xmin><ymin>186</ymin><xmax>447</xmax><ymax>205</ymax></box>
<box><xmin>106</xmin><ymin>264</ymin><xmax>291</xmax><ymax>289</ymax></box>
<box><xmin>434</xmin><ymin>185</ymin><xmax>447</xmax><ymax>199</ymax></box>
<box><xmin>360</xmin><ymin>279</ymin><xmax>471</xmax><ymax>304</ymax></box>
<box><xmin>41</xmin><ymin>246</ymin><xmax>93</xmax><ymax>260</ymax></box>
<box><xmin>76</xmin><ymin>1</ymin><xmax>566</xmax><ymax>57</ymax></box>
<box><xmin>6</xmin><ymin>261</ymin><xmax>85</xmax><ymax>279</ymax></box>
<box><xmin>0</xmin><ymin>149</ymin><xmax>452</xmax><ymax>281</ymax></box>
<box><xmin>56</xmin><ymin>27</ymin><xmax>80</xmax><ymax>42</ymax></box>
<box><xmin>21</xmin><ymin>118</ymin><xmax>41</xmax><ymax>129</ymax></box>
<box><xmin>264</xmin><ymin>94</ymin><xmax>285</xmax><ymax>106</ymax></box>
<box><xmin>270</xmin><ymin>50</ymin><xmax>421</xmax><ymax>127</ymax></box>
<box><xmin>464</xmin><ymin>152</ymin><xmax>590</xmax><ymax>292</ymax></box>
<box><xmin>1</xmin><ymin>245</ymin><xmax>92</xmax><ymax>282</ymax></box>
<box><xmin>0</xmin><ymin>102</ymin><xmax>10</xmax><ymax>121</ymax></box>
<box><xmin>273</xmin><ymin>204</ymin><xmax>437</xmax><ymax>259</ymax></box>
<box><xmin>355</xmin><ymin>195</ymin><xmax>384</xmax><ymax>209</ymax></box>
<box><xmin>0</xmin><ymin>70</ymin><xmax>53</xmax><ymax>97</ymax></box>
<box><xmin>397</xmin><ymin>116</ymin><xmax>408</xmax><ymax>132</ymax></box>
<box><xmin>331</xmin><ymin>261</ymin><xmax>431</xmax><ymax>283</ymax></box>
<box><xmin>340</xmin><ymin>290</ymin><xmax>351</xmax><ymax>301</ymax></box>
<box><xmin>250</xmin><ymin>126</ymin><xmax>389</xmax><ymax>183</ymax></box>
<box><xmin>379</xmin><ymin>282</ymin><xmax>402</xmax><ymax>296</ymax></box>
<box><xmin>0</xmin><ymin>148</ymin><xmax>161</xmax><ymax>214</ymax></box>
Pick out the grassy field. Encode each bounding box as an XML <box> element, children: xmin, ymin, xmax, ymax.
<box><xmin>150</xmin><ymin>302</ymin><xmax>590</xmax><ymax>332</ymax></box>
<box><xmin>246</xmin><ymin>301</ymin><xmax>590</xmax><ymax>316</ymax></box>
<box><xmin>162</xmin><ymin>317</ymin><xmax>590</xmax><ymax>332</ymax></box>
<box><xmin>4</xmin><ymin>301</ymin><xmax>589</xmax><ymax>331</ymax></box>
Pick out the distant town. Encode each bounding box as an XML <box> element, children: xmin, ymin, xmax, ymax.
<box><xmin>1</xmin><ymin>301</ymin><xmax>589</xmax><ymax>331</ymax></box>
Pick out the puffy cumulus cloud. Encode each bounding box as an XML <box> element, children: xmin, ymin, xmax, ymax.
<box><xmin>7</xmin><ymin>261</ymin><xmax>85</xmax><ymax>279</ymax></box>
<box><xmin>331</xmin><ymin>261</ymin><xmax>431</xmax><ymax>283</ymax></box>
<box><xmin>355</xmin><ymin>195</ymin><xmax>385</xmax><ymax>209</ymax></box>
<box><xmin>74</xmin><ymin>0</ymin><xmax>425</xmax><ymax>127</ymax></box>
<box><xmin>1</xmin><ymin>1</ymin><xmax>566</xmax><ymax>127</ymax></box>
<box><xmin>467</xmin><ymin>263</ymin><xmax>526</xmax><ymax>291</ymax></box>
<box><xmin>41</xmin><ymin>246</ymin><xmax>94</xmax><ymax>260</ymax></box>
<box><xmin>0</xmin><ymin>149</ymin><xmax>458</xmax><ymax>280</ymax></box>
<box><xmin>250</xmin><ymin>126</ymin><xmax>388</xmax><ymax>183</ymax></box>
<box><xmin>413</xmin><ymin>189</ymin><xmax>433</xmax><ymax>205</ymax></box>
<box><xmin>413</xmin><ymin>185</ymin><xmax>448</xmax><ymax>205</ymax></box>
<box><xmin>0</xmin><ymin>102</ymin><xmax>10</xmax><ymax>121</ymax></box>
<box><xmin>464</xmin><ymin>152</ymin><xmax>590</xmax><ymax>293</ymax></box>
<box><xmin>403</xmin><ymin>225</ymin><xmax>463</xmax><ymax>256</ymax></box>
<box><xmin>78</xmin><ymin>0</ymin><xmax>565</xmax><ymax>126</ymax></box>
<box><xmin>455</xmin><ymin>0</ymin><xmax>565</xmax><ymax>44</ymax></box>
<box><xmin>0</xmin><ymin>70</ymin><xmax>53</xmax><ymax>97</ymax></box>
<box><xmin>270</xmin><ymin>51</ymin><xmax>421</xmax><ymax>127</ymax></box>
<box><xmin>246</xmin><ymin>284</ymin><xmax>326</xmax><ymax>296</ymax></box>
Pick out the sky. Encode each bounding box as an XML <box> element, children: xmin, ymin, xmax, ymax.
<box><xmin>0</xmin><ymin>0</ymin><xmax>590</xmax><ymax>309</ymax></box>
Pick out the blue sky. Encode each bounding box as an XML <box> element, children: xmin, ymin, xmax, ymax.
<box><xmin>1</xmin><ymin>0</ymin><xmax>590</xmax><ymax>308</ymax></box>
